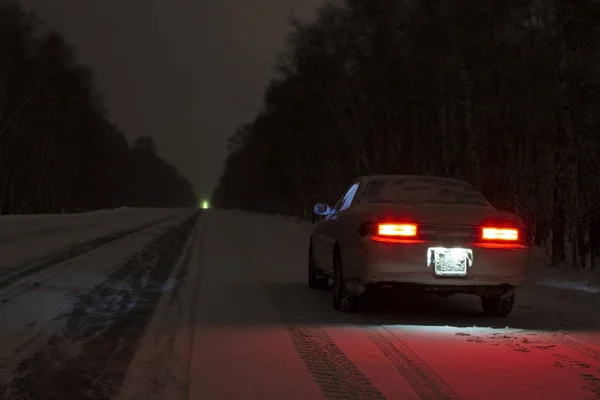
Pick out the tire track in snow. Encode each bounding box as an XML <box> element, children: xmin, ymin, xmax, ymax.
<box><xmin>0</xmin><ymin>212</ymin><xmax>200</xmax><ymax>400</ymax></box>
<box><xmin>0</xmin><ymin>212</ymin><xmax>194</xmax><ymax>380</ymax></box>
<box><xmin>364</xmin><ymin>327</ymin><xmax>460</xmax><ymax>400</ymax></box>
<box><xmin>560</xmin><ymin>335</ymin><xmax>600</xmax><ymax>364</ymax></box>
<box><xmin>115</xmin><ymin>214</ymin><xmax>204</xmax><ymax>400</ymax></box>
<box><xmin>235</xmin><ymin>237</ymin><xmax>385</xmax><ymax>400</ymax></box>
<box><xmin>285</xmin><ymin>325</ymin><xmax>385</xmax><ymax>399</ymax></box>
<box><xmin>557</xmin><ymin>335</ymin><xmax>600</xmax><ymax>396</ymax></box>
<box><xmin>0</xmin><ymin>212</ymin><xmax>183</xmax><ymax>292</ymax></box>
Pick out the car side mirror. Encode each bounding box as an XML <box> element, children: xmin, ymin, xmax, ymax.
<box><xmin>313</xmin><ymin>203</ymin><xmax>332</xmax><ymax>216</ymax></box>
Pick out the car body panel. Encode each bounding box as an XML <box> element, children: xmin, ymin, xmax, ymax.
<box><xmin>344</xmin><ymin>237</ymin><xmax>529</xmax><ymax>286</ymax></box>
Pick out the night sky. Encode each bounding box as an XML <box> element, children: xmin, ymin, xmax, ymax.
<box><xmin>17</xmin><ymin>0</ymin><xmax>322</xmax><ymax>198</ymax></box>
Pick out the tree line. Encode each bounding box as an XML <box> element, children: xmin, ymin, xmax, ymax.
<box><xmin>212</xmin><ymin>0</ymin><xmax>600</xmax><ymax>270</ymax></box>
<box><xmin>0</xmin><ymin>1</ymin><xmax>196</xmax><ymax>214</ymax></box>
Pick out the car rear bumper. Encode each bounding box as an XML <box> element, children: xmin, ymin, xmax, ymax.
<box><xmin>343</xmin><ymin>237</ymin><xmax>529</xmax><ymax>289</ymax></box>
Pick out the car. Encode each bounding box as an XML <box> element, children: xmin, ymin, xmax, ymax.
<box><xmin>308</xmin><ymin>175</ymin><xmax>530</xmax><ymax>317</ymax></box>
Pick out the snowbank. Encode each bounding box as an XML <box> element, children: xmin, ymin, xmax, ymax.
<box><xmin>0</xmin><ymin>208</ymin><xmax>187</xmax><ymax>273</ymax></box>
<box><xmin>0</xmin><ymin>208</ymin><xmax>189</xmax><ymax>237</ymax></box>
<box><xmin>0</xmin><ymin>206</ymin><xmax>137</xmax><ymax>220</ymax></box>
<box><xmin>526</xmin><ymin>247</ymin><xmax>600</xmax><ymax>294</ymax></box>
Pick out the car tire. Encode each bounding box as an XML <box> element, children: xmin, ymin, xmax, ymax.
<box><xmin>332</xmin><ymin>254</ymin><xmax>357</xmax><ymax>312</ymax></box>
<box><xmin>481</xmin><ymin>294</ymin><xmax>515</xmax><ymax>317</ymax></box>
<box><xmin>308</xmin><ymin>244</ymin><xmax>328</xmax><ymax>289</ymax></box>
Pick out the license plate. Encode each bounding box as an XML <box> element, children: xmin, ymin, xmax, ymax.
<box><xmin>427</xmin><ymin>247</ymin><xmax>473</xmax><ymax>276</ymax></box>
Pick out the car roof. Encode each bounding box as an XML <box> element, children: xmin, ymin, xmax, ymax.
<box><xmin>357</xmin><ymin>174</ymin><xmax>469</xmax><ymax>185</ymax></box>
<box><xmin>355</xmin><ymin>174</ymin><xmax>491</xmax><ymax>207</ymax></box>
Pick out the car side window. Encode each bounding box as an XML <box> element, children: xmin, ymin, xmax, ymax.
<box><xmin>330</xmin><ymin>185</ymin><xmax>352</xmax><ymax>214</ymax></box>
<box><xmin>338</xmin><ymin>183</ymin><xmax>359</xmax><ymax>212</ymax></box>
<box><xmin>331</xmin><ymin>192</ymin><xmax>346</xmax><ymax>213</ymax></box>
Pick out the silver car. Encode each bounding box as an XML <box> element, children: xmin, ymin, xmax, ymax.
<box><xmin>308</xmin><ymin>175</ymin><xmax>530</xmax><ymax>317</ymax></box>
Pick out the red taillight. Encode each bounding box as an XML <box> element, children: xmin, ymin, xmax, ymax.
<box><xmin>377</xmin><ymin>223</ymin><xmax>417</xmax><ymax>237</ymax></box>
<box><xmin>481</xmin><ymin>227</ymin><xmax>519</xmax><ymax>241</ymax></box>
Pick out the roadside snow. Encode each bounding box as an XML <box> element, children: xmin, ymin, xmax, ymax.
<box><xmin>0</xmin><ymin>207</ymin><xmax>180</xmax><ymax>236</ymax></box>
<box><xmin>0</xmin><ymin>211</ymin><xmax>195</xmax><ymax>386</ymax></box>
<box><xmin>0</xmin><ymin>208</ymin><xmax>186</xmax><ymax>273</ymax></box>
<box><xmin>0</xmin><ymin>206</ymin><xmax>133</xmax><ymax>220</ymax></box>
<box><xmin>525</xmin><ymin>247</ymin><xmax>600</xmax><ymax>295</ymax></box>
<box><xmin>537</xmin><ymin>279</ymin><xmax>600</xmax><ymax>294</ymax></box>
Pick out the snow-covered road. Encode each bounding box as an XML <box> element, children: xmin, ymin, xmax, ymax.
<box><xmin>1</xmin><ymin>208</ymin><xmax>600</xmax><ymax>399</ymax></box>
<box><xmin>188</xmin><ymin>210</ymin><xmax>600</xmax><ymax>400</ymax></box>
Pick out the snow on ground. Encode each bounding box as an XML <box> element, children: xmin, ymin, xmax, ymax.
<box><xmin>185</xmin><ymin>209</ymin><xmax>600</xmax><ymax>400</ymax></box>
<box><xmin>0</xmin><ymin>208</ymin><xmax>186</xmax><ymax>274</ymax></box>
<box><xmin>117</xmin><ymin>213</ymin><xmax>205</xmax><ymax>400</ymax></box>
<box><xmin>0</xmin><ymin>207</ymin><xmax>181</xmax><ymax>237</ymax></box>
<box><xmin>1</xmin><ymin>207</ymin><xmax>600</xmax><ymax>399</ymax></box>
<box><xmin>526</xmin><ymin>248</ymin><xmax>600</xmax><ymax>295</ymax></box>
<box><xmin>0</xmin><ymin>209</ymin><xmax>199</xmax><ymax>398</ymax></box>
<box><xmin>0</xmin><ymin>206</ymin><xmax>134</xmax><ymax>221</ymax></box>
<box><xmin>0</xmin><ymin>211</ymin><xmax>194</xmax><ymax>377</ymax></box>
<box><xmin>0</xmin><ymin>207</ymin><xmax>151</xmax><ymax>236</ymax></box>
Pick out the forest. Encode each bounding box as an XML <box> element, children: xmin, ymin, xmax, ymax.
<box><xmin>212</xmin><ymin>0</ymin><xmax>600</xmax><ymax>270</ymax></box>
<box><xmin>0</xmin><ymin>1</ymin><xmax>196</xmax><ymax>214</ymax></box>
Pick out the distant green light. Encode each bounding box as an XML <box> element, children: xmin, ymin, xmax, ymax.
<box><xmin>202</xmin><ymin>200</ymin><xmax>209</xmax><ymax>209</ymax></box>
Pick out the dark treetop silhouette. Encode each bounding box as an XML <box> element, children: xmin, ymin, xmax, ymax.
<box><xmin>0</xmin><ymin>2</ymin><xmax>196</xmax><ymax>214</ymax></box>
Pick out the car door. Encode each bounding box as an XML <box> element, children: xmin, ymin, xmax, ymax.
<box><xmin>315</xmin><ymin>182</ymin><xmax>360</xmax><ymax>275</ymax></box>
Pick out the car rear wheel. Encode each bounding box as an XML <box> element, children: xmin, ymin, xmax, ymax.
<box><xmin>481</xmin><ymin>294</ymin><xmax>515</xmax><ymax>317</ymax></box>
<box><xmin>308</xmin><ymin>244</ymin><xmax>328</xmax><ymax>289</ymax></box>
<box><xmin>332</xmin><ymin>254</ymin><xmax>357</xmax><ymax>312</ymax></box>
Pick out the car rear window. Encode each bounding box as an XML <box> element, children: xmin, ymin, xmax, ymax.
<box><xmin>362</xmin><ymin>177</ymin><xmax>492</xmax><ymax>207</ymax></box>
